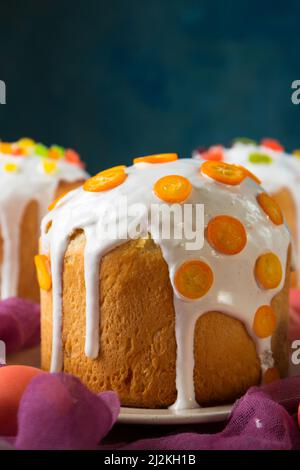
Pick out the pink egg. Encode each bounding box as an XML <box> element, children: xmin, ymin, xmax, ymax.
<box><xmin>0</xmin><ymin>365</ymin><xmax>44</xmax><ymax>436</ymax></box>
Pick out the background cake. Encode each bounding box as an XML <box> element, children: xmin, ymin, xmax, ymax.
<box><xmin>39</xmin><ymin>154</ymin><xmax>291</xmax><ymax>409</ymax></box>
<box><xmin>193</xmin><ymin>138</ymin><xmax>300</xmax><ymax>286</ymax></box>
<box><xmin>0</xmin><ymin>138</ymin><xmax>88</xmax><ymax>302</ymax></box>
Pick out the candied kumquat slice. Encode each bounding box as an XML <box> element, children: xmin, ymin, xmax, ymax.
<box><xmin>48</xmin><ymin>192</ymin><xmax>67</xmax><ymax>211</ymax></box>
<box><xmin>257</xmin><ymin>192</ymin><xmax>283</xmax><ymax>226</ymax></box>
<box><xmin>201</xmin><ymin>161</ymin><xmax>245</xmax><ymax>185</ymax></box>
<box><xmin>263</xmin><ymin>367</ymin><xmax>280</xmax><ymax>384</ymax></box>
<box><xmin>153</xmin><ymin>175</ymin><xmax>192</xmax><ymax>203</ymax></box>
<box><xmin>202</xmin><ymin>145</ymin><xmax>224</xmax><ymax>162</ymax></box>
<box><xmin>206</xmin><ymin>215</ymin><xmax>247</xmax><ymax>255</ymax></box>
<box><xmin>233</xmin><ymin>165</ymin><xmax>261</xmax><ymax>184</ymax></box>
<box><xmin>133</xmin><ymin>153</ymin><xmax>178</xmax><ymax>164</ymax></box>
<box><xmin>174</xmin><ymin>260</ymin><xmax>214</xmax><ymax>300</ymax></box>
<box><xmin>255</xmin><ymin>252</ymin><xmax>282</xmax><ymax>289</ymax></box>
<box><xmin>103</xmin><ymin>165</ymin><xmax>126</xmax><ymax>171</ymax></box>
<box><xmin>252</xmin><ymin>305</ymin><xmax>277</xmax><ymax>338</ymax></box>
<box><xmin>34</xmin><ymin>254</ymin><xmax>52</xmax><ymax>291</ymax></box>
<box><xmin>260</xmin><ymin>138</ymin><xmax>284</xmax><ymax>152</ymax></box>
<box><xmin>83</xmin><ymin>167</ymin><xmax>127</xmax><ymax>192</ymax></box>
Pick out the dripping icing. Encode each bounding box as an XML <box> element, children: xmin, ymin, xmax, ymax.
<box><xmin>0</xmin><ymin>151</ymin><xmax>88</xmax><ymax>299</ymax></box>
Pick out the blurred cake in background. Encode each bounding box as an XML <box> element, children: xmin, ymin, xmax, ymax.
<box><xmin>193</xmin><ymin>138</ymin><xmax>300</xmax><ymax>286</ymax></box>
<box><xmin>0</xmin><ymin>138</ymin><xmax>88</xmax><ymax>302</ymax></box>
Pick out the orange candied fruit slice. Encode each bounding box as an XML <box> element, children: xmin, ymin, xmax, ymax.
<box><xmin>233</xmin><ymin>165</ymin><xmax>261</xmax><ymax>185</ymax></box>
<box><xmin>201</xmin><ymin>161</ymin><xmax>246</xmax><ymax>185</ymax></box>
<box><xmin>257</xmin><ymin>192</ymin><xmax>283</xmax><ymax>226</ymax></box>
<box><xmin>0</xmin><ymin>142</ymin><xmax>13</xmax><ymax>154</ymax></box>
<box><xmin>133</xmin><ymin>153</ymin><xmax>178</xmax><ymax>165</ymax></box>
<box><xmin>260</xmin><ymin>138</ymin><xmax>284</xmax><ymax>152</ymax></box>
<box><xmin>48</xmin><ymin>192</ymin><xmax>67</xmax><ymax>211</ymax></box>
<box><xmin>153</xmin><ymin>174</ymin><xmax>192</xmax><ymax>203</ymax></box>
<box><xmin>34</xmin><ymin>254</ymin><xmax>52</xmax><ymax>291</ymax></box>
<box><xmin>83</xmin><ymin>166</ymin><xmax>127</xmax><ymax>192</ymax></box>
<box><xmin>206</xmin><ymin>215</ymin><xmax>247</xmax><ymax>255</ymax></box>
<box><xmin>174</xmin><ymin>260</ymin><xmax>214</xmax><ymax>300</ymax></box>
<box><xmin>263</xmin><ymin>367</ymin><xmax>280</xmax><ymax>384</ymax></box>
<box><xmin>255</xmin><ymin>252</ymin><xmax>282</xmax><ymax>289</ymax></box>
<box><xmin>11</xmin><ymin>147</ymin><xmax>26</xmax><ymax>156</ymax></box>
<box><xmin>252</xmin><ymin>305</ymin><xmax>277</xmax><ymax>338</ymax></box>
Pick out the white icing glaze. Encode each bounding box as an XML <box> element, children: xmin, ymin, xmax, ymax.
<box><xmin>0</xmin><ymin>148</ymin><xmax>88</xmax><ymax>299</ymax></box>
<box><xmin>41</xmin><ymin>158</ymin><xmax>291</xmax><ymax>410</ymax></box>
<box><xmin>193</xmin><ymin>143</ymin><xmax>300</xmax><ymax>273</ymax></box>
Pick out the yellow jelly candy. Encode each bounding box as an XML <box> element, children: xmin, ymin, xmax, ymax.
<box><xmin>18</xmin><ymin>138</ymin><xmax>35</xmax><ymax>149</ymax></box>
<box><xmin>293</xmin><ymin>149</ymin><xmax>300</xmax><ymax>158</ymax></box>
<box><xmin>174</xmin><ymin>260</ymin><xmax>214</xmax><ymax>300</ymax></box>
<box><xmin>3</xmin><ymin>162</ymin><xmax>18</xmax><ymax>173</ymax></box>
<box><xmin>252</xmin><ymin>305</ymin><xmax>277</xmax><ymax>338</ymax></box>
<box><xmin>43</xmin><ymin>160</ymin><xmax>57</xmax><ymax>175</ymax></box>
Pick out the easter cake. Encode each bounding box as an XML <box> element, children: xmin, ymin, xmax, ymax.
<box><xmin>193</xmin><ymin>138</ymin><xmax>300</xmax><ymax>286</ymax></box>
<box><xmin>0</xmin><ymin>138</ymin><xmax>88</xmax><ymax>302</ymax></box>
<box><xmin>39</xmin><ymin>154</ymin><xmax>291</xmax><ymax>409</ymax></box>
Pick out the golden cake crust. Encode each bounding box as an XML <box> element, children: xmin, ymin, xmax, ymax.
<box><xmin>41</xmin><ymin>233</ymin><xmax>291</xmax><ymax>408</ymax></box>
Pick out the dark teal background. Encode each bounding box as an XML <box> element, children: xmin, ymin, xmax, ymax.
<box><xmin>0</xmin><ymin>0</ymin><xmax>299</xmax><ymax>174</ymax></box>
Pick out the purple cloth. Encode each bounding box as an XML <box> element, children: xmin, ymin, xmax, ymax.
<box><xmin>1</xmin><ymin>295</ymin><xmax>300</xmax><ymax>450</ymax></box>
<box><xmin>120</xmin><ymin>379</ymin><xmax>300</xmax><ymax>450</ymax></box>
<box><xmin>0</xmin><ymin>298</ymin><xmax>40</xmax><ymax>354</ymax></box>
<box><xmin>15</xmin><ymin>373</ymin><xmax>120</xmax><ymax>450</ymax></box>
<box><xmin>0</xmin><ymin>373</ymin><xmax>299</xmax><ymax>450</ymax></box>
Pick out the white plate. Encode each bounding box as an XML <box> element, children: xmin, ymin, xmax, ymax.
<box><xmin>118</xmin><ymin>359</ymin><xmax>300</xmax><ymax>425</ymax></box>
<box><xmin>117</xmin><ymin>404</ymin><xmax>233</xmax><ymax>425</ymax></box>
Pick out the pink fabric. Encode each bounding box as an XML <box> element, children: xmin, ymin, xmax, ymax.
<box><xmin>0</xmin><ymin>298</ymin><xmax>40</xmax><ymax>354</ymax></box>
<box><xmin>15</xmin><ymin>373</ymin><xmax>120</xmax><ymax>450</ymax></box>
<box><xmin>0</xmin><ymin>292</ymin><xmax>300</xmax><ymax>450</ymax></box>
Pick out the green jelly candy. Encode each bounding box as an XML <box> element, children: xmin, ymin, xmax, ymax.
<box><xmin>232</xmin><ymin>137</ymin><xmax>257</xmax><ymax>145</ymax></box>
<box><xmin>248</xmin><ymin>152</ymin><xmax>273</xmax><ymax>164</ymax></box>
<box><xmin>35</xmin><ymin>143</ymin><xmax>48</xmax><ymax>157</ymax></box>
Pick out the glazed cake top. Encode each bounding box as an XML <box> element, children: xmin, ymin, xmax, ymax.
<box><xmin>39</xmin><ymin>154</ymin><xmax>291</xmax><ymax>409</ymax></box>
<box><xmin>0</xmin><ymin>138</ymin><xmax>87</xmax><ymax>187</ymax></box>
<box><xmin>192</xmin><ymin>138</ymin><xmax>300</xmax><ymax>194</ymax></box>
<box><xmin>193</xmin><ymin>137</ymin><xmax>300</xmax><ymax>275</ymax></box>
